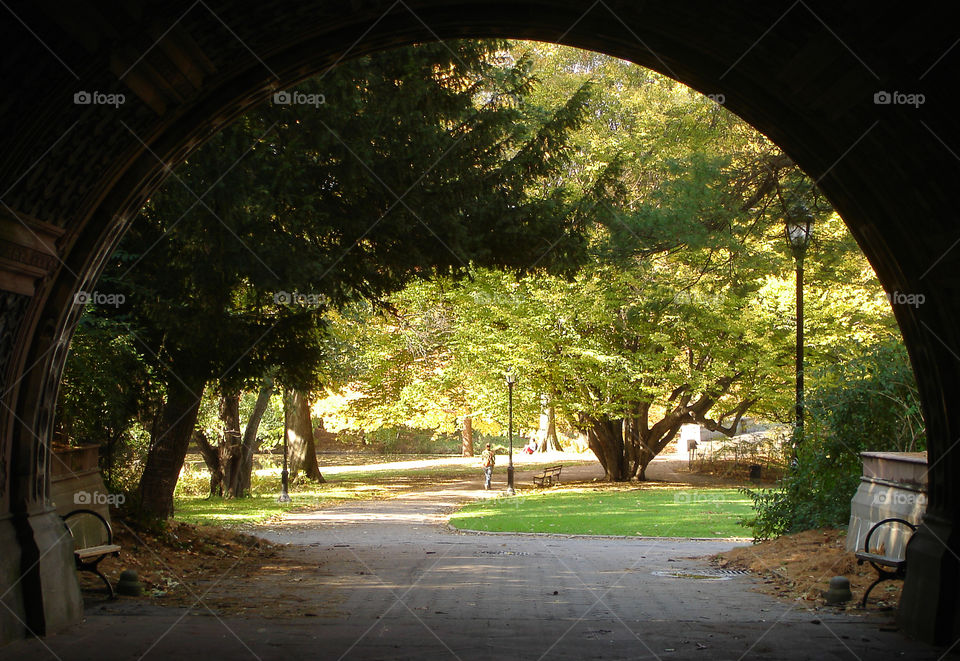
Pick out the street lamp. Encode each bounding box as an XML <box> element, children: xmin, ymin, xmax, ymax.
<box><xmin>278</xmin><ymin>432</ymin><xmax>291</xmax><ymax>503</ymax></box>
<box><xmin>784</xmin><ymin>204</ymin><xmax>814</xmax><ymax>449</ymax></box>
<box><xmin>506</xmin><ymin>369</ymin><xmax>516</xmax><ymax>495</ymax></box>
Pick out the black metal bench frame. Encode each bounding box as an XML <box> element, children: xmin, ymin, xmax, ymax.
<box><xmin>533</xmin><ymin>465</ymin><xmax>562</xmax><ymax>488</ymax></box>
<box><xmin>855</xmin><ymin>517</ymin><xmax>917</xmax><ymax>608</ymax></box>
<box><xmin>64</xmin><ymin>509</ymin><xmax>121</xmax><ymax>599</ymax></box>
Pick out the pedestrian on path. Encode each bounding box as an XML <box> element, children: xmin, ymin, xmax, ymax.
<box><xmin>480</xmin><ymin>443</ymin><xmax>496</xmax><ymax>489</ymax></box>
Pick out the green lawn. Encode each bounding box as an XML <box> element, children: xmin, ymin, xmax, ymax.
<box><xmin>172</xmin><ymin>457</ymin><xmax>597</xmax><ymax>527</ymax></box>
<box><xmin>173</xmin><ymin>483</ymin><xmax>388</xmax><ymax>526</ymax></box>
<box><xmin>448</xmin><ymin>487</ymin><xmax>752</xmax><ymax>538</ymax></box>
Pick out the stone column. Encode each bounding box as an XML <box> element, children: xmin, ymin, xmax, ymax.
<box><xmin>0</xmin><ymin>210</ymin><xmax>83</xmax><ymax>640</ymax></box>
<box><xmin>895</xmin><ymin>292</ymin><xmax>960</xmax><ymax>643</ymax></box>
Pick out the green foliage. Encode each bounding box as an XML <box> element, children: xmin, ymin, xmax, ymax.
<box><xmin>242</xmin><ymin>390</ymin><xmax>285</xmax><ymax>449</ymax></box>
<box><xmin>741</xmin><ymin>341</ymin><xmax>924</xmax><ymax>540</ymax></box>
<box><xmin>317</xmin><ymin>42</ymin><xmax>902</xmax><ymax>484</ymax></box>
<box><xmin>56</xmin><ymin>316</ymin><xmax>161</xmax><ymax>491</ymax></box>
<box><xmin>61</xmin><ymin>40</ymin><xmax>597</xmax><ymax>514</ymax></box>
<box><xmin>362</xmin><ymin>428</ymin><xmax>462</xmax><ymax>454</ymax></box>
<box><xmin>82</xmin><ymin>37</ymin><xmax>595</xmax><ymax>399</ymax></box>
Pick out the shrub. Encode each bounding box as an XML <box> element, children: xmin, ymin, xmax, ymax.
<box><xmin>364</xmin><ymin>427</ymin><xmax>461</xmax><ymax>454</ymax></box>
<box><xmin>741</xmin><ymin>341</ymin><xmax>925</xmax><ymax>540</ymax></box>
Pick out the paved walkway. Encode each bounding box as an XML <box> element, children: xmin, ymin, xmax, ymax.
<box><xmin>6</xmin><ymin>456</ymin><xmax>951</xmax><ymax>660</ymax></box>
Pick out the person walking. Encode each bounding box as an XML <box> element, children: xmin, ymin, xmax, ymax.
<box><xmin>480</xmin><ymin>443</ymin><xmax>496</xmax><ymax>490</ymax></box>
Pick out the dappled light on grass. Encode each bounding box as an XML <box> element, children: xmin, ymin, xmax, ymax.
<box><xmin>449</xmin><ymin>485</ymin><xmax>752</xmax><ymax>538</ymax></box>
<box><xmin>174</xmin><ymin>485</ymin><xmax>385</xmax><ymax>526</ymax></box>
<box><xmin>173</xmin><ymin>455</ymin><xmax>597</xmax><ymax>527</ymax></box>
<box><xmin>173</xmin><ymin>469</ymin><xmax>394</xmax><ymax>526</ymax></box>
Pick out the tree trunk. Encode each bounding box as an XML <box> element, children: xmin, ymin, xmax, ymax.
<box><xmin>194</xmin><ymin>429</ymin><xmax>223</xmax><ymax>497</ymax></box>
<box><xmin>584</xmin><ymin>417</ymin><xmax>631</xmax><ymax>481</ymax></box>
<box><xmin>219</xmin><ymin>390</ymin><xmax>244</xmax><ymax>498</ymax></box>
<box><xmin>138</xmin><ymin>374</ymin><xmax>206</xmax><ymax>519</ymax></box>
<box><xmin>635</xmin><ymin>436</ymin><xmax>656</xmax><ymax>481</ymax></box>
<box><xmin>283</xmin><ymin>389</ymin><xmax>324</xmax><ymax>482</ymax></box>
<box><xmin>543</xmin><ymin>405</ymin><xmax>561</xmax><ymax>451</ymax></box>
<box><xmin>461</xmin><ymin>415</ymin><xmax>474</xmax><ymax>457</ymax></box>
<box><xmin>535</xmin><ymin>397</ymin><xmax>563</xmax><ymax>452</ymax></box>
<box><xmin>238</xmin><ymin>376</ymin><xmax>274</xmax><ymax>496</ymax></box>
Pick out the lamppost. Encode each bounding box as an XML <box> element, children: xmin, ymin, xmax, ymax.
<box><xmin>506</xmin><ymin>369</ymin><xmax>516</xmax><ymax>495</ymax></box>
<box><xmin>784</xmin><ymin>204</ymin><xmax>814</xmax><ymax>451</ymax></box>
<box><xmin>278</xmin><ymin>432</ymin><xmax>291</xmax><ymax>503</ymax></box>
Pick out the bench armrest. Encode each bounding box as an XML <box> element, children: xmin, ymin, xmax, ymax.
<box><xmin>863</xmin><ymin>517</ymin><xmax>917</xmax><ymax>555</ymax></box>
<box><xmin>64</xmin><ymin>508</ymin><xmax>115</xmax><ymax>548</ymax></box>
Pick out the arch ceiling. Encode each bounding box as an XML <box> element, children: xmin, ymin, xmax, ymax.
<box><xmin>1</xmin><ymin>1</ymin><xmax>958</xmax><ymax>645</ymax></box>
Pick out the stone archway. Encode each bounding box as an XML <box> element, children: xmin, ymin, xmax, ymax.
<box><xmin>1</xmin><ymin>1</ymin><xmax>958</xmax><ymax>645</ymax></box>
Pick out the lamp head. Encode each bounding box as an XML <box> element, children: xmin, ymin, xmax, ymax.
<box><xmin>785</xmin><ymin>204</ymin><xmax>814</xmax><ymax>256</ymax></box>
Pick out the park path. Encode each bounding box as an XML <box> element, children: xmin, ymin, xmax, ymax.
<box><xmin>6</xmin><ymin>454</ymin><xmax>940</xmax><ymax>660</ymax></box>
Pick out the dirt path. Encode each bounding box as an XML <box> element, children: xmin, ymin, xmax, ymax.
<box><xmin>323</xmin><ymin>449</ymin><xmax>746</xmax><ymax>493</ymax></box>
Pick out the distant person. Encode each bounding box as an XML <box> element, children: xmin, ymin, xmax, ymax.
<box><xmin>480</xmin><ymin>443</ymin><xmax>496</xmax><ymax>490</ymax></box>
<box><xmin>523</xmin><ymin>439</ymin><xmax>537</xmax><ymax>454</ymax></box>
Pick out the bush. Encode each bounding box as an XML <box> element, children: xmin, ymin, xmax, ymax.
<box><xmin>56</xmin><ymin>315</ymin><xmax>162</xmax><ymax>493</ymax></box>
<box><xmin>741</xmin><ymin>341</ymin><xmax>925</xmax><ymax>540</ymax></box>
<box><xmin>364</xmin><ymin>427</ymin><xmax>461</xmax><ymax>454</ymax></box>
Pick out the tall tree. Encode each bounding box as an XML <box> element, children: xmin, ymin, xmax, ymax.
<box><xmin>320</xmin><ymin>42</ymin><xmax>900</xmax><ymax>481</ymax></box>
<box><xmin>98</xmin><ymin>39</ymin><xmax>593</xmax><ymax>519</ymax></box>
<box><xmin>238</xmin><ymin>376</ymin><xmax>274</xmax><ymax>495</ymax></box>
<box><xmin>283</xmin><ymin>389</ymin><xmax>323</xmax><ymax>481</ymax></box>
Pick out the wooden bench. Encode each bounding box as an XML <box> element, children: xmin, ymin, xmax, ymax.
<box><xmin>533</xmin><ymin>465</ymin><xmax>562</xmax><ymax>488</ymax></box>
<box><xmin>855</xmin><ymin>517</ymin><xmax>916</xmax><ymax>608</ymax></box>
<box><xmin>64</xmin><ymin>509</ymin><xmax>121</xmax><ymax>599</ymax></box>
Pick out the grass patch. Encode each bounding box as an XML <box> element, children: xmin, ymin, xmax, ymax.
<box><xmin>173</xmin><ymin>469</ymin><xmax>392</xmax><ymax>526</ymax></box>
<box><xmin>173</xmin><ymin>485</ymin><xmax>386</xmax><ymax>527</ymax></box>
<box><xmin>449</xmin><ymin>486</ymin><xmax>752</xmax><ymax>538</ymax></box>
<box><xmin>173</xmin><ymin>456</ymin><xmax>597</xmax><ymax>527</ymax></box>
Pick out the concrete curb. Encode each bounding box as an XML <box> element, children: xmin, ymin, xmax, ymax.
<box><xmin>445</xmin><ymin>524</ymin><xmax>753</xmax><ymax>543</ymax></box>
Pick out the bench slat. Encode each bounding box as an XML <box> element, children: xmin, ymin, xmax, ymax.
<box><xmin>75</xmin><ymin>544</ymin><xmax>121</xmax><ymax>559</ymax></box>
<box><xmin>855</xmin><ymin>551</ymin><xmax>906</xmax><ymax>568</ymax></box>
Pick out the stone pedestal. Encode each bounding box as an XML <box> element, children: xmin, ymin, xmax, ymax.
<box><xmin>846</xmin><ymin>452</ymin><xmax>927</xmax><ymax>557</ymax></box>
<box><xmin>19</xmin><ymin>508</ymin><xmax>83</xmax><ymax>635</ymax></box>
<box><xmin>0</xmin><ymin>516</ymin><xmax>26</xmax><ymax>643</ymax></box>
<box><xmin>49</xmin><ymin>444</ymin><xmax>112</xmax><ymax>522</ymax></box>
<box><xmin>899</xmin><ymin>514</ymin><xmax>960</xmax><ymax>644</ymax></box>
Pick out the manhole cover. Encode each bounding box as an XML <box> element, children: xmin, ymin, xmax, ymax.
<box><xmin>477</xmin><ymin>550</ymin><xmax>530</xmax><ymax>556</ymax></box>
<box><xmin>651</xmin><ymin>568</ymin><xmax>748</xmax><ymax>580</ymax></box>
